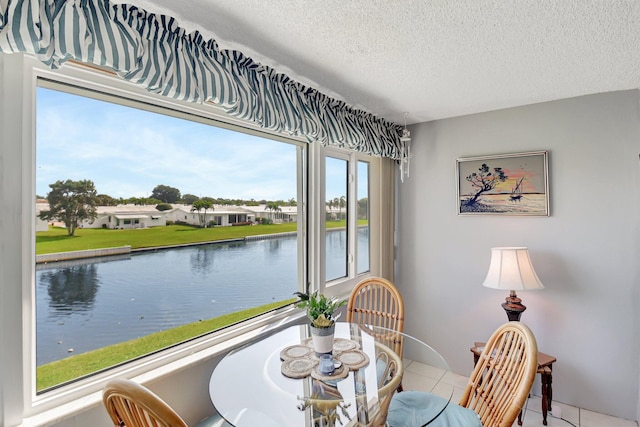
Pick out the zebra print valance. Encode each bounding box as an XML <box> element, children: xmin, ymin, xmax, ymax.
<box><xmin>0</xmin><ymin>0</ymin><xmax>406</xmax><ymax>160</ymax></box>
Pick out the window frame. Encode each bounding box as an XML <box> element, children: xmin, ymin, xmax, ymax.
<box><xmin>318</xmin><ymin>148</ymin><xmax>381</xmax><ymax>298</ymax></box>
<box><xmin>0</xmin><ymin>53</ymin><xmax>388</xmax><ymax>423</ymax></box>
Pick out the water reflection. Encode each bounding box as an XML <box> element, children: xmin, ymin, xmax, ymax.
<box><xmin>268</xmin><ymin>239</ymin><xmax>282</xmax><ymax>253</ymax></box>
<box><xmin>40</xmin><ymin>265</ymin><xmax>100</xmax><ymax>314</ymax></box>
<box><xmin>326</xmin><ymin>229</ymin><xmax>348</xmax><ymax>281</ymax></box>
<box><xmin>190</xmin><ymin>246</ymin><xmax>216</xmax><ymax>276</ymax></box>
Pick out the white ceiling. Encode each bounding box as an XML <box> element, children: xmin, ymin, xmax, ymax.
<box><xmin>118</xmin><ymin>1</ymin><xmax>640</xmax><ymax>125</ymax></box>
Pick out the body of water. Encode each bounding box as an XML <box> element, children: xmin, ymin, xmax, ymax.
<box><xmin>36</xmin><ymin>229</ymin><xmax>368</xmax><ymax>365</ymax></box>
<box><xmin>459</xmin><ymin>193</ymin><xmax>547</xmax><ymax>214</ymax></box>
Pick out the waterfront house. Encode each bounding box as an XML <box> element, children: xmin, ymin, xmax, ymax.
<box><xmin>242</xmin><ymin>204</ymin><xmax>298</xmax><ymax>224</ymax></box>
<box><xmin>80</xmin><ymin>205</ymin><xmax>167</xmax><ymax>229</ymax></box>
<box><xmin>2</xmin><ymin>2</ymin><xmax>639</xmax><ymax>427</ymax></box>
<box><xmin>166</xmin><ymin>205</ymin><xmax>255</xmax><ymax>227</ymax></box>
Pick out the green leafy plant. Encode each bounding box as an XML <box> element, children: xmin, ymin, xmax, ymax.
<box><xmin>294</xmin><ymin>291</ymin><xmax>346</xmax><ymax>328</ymax></box>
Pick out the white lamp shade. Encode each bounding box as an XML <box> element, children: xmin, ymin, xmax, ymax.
<box><xmin>482</xmin><ymin>247</ymin><xmax>544</xmax><ymax>291</ymax></box>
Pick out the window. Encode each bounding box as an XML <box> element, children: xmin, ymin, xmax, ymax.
<box><xmin>325</xmin><ymin>152</ymin><xmax>371</xmax><ymax>284</ymax></box>
<box><xmin>35</xmin><ymin>82</ymin><xmax>304</xmax><ymax>391</ymax></box>
<box><xmin>325</xmin><ymin>155</ymin><xmax>349</xmax><ymax>282</ymax></box>
<box><xmin>357</xmin><ymin>161</ymin><xmax>370</xmax><ymax>274</ymax></box>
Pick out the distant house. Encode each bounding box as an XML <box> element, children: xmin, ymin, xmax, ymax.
<box><xmin>35</xmin><ymin>203</ymin><xmax>302</xmax><ymax>231</ymax></box>
<box><xmin>35</xmin><ymin>201</ymin><xmax>50</xmax><ymax>232</ymax></box>
<box><xmin>81</xmin><ymin>205</ymin><xmax>167</xmax><ymax>229</ymax></box>
<box><xmin>166</xmin><ymin>205</ymin><xmax>255</xmax><ymax>227</ymax></box>
<box><xmin>242</xmin><ymin>204</ymin><xmax>298</xmax><ymax>223</ymax></box>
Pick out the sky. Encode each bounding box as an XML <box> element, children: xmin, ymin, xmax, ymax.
<box><xmin>458</xmin><ymin>155</ymin><xmax>546</xmax><ymax>196</ymax></box>
<box><xmin>36</xmin><ymin>87</ymin><xmax>302</xmax><ymax>201</ymax></box>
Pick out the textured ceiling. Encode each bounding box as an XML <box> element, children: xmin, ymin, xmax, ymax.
<box><xmin>117</xmin><ymin>1</ymin><xmax>640</xmax><ymax>125</ymax></box>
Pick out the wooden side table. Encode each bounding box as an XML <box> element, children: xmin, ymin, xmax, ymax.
<box><xmin>471</xmin><ymin>342</ymin><xmax>557</xmax><ymax>426</ymax></box>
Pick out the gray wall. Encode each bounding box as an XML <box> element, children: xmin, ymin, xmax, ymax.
<box><xmin>396</xmin><ymin>90</ymin><xmax>640</xmax><ymax>420</ymax></box>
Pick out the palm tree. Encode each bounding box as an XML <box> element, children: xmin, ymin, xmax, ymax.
<box><xmin>191</xmin><ymin>199</ymin><xmax>214</xmax><ymax>227</ymax></box>
<box><xmin>265</xmin><ymin>201</ymin><xmax>281</xmax><ymax>222</ymax></box>
<box><xmin>326</xmin><ymin>199</ymin><xmax>334</xmax><ymax>220</ymax></box>
<box><xmin>332</xmin><ymin>197</ymin><xmax>339</xmax><ymax>220</ymax></box>
<box><xmin>339</xmin><ymin>195</ymin><xmax>346</xmax><ymax>220</ymax></box>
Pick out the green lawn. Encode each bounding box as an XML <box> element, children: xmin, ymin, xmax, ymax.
<box><xmin>36</xmin><ymin>223</ymin><xmax>297</xmax><ymax>254</ymax></box>
<box><xmin>36</xmin><ymin>221</ymin><xmax>352</xmax><ymax>254</ymax></box>
<box><xmin>37</xmin><ymin>300</ymin><xmax>294</xmax><ymax>391</ymax></box>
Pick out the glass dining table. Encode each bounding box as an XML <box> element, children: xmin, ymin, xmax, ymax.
<box><xmin>209</xmin><ymin>322</ymin><xmax>453</xmax><ymax>426</ymax></box>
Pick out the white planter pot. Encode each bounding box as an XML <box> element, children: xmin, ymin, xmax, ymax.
<box><xmin>310</xmin><ymin>324</ymin><xmax>335</xmax><ymax>355</ymax></box>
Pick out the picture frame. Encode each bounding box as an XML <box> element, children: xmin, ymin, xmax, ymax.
<box><xmin>456</xmin><ymin>151</ymin><xmax>549</xmax><ymax>216</ymax></box>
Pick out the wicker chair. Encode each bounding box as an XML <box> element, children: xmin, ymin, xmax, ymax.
<box><xmin>103</xmin><ymin>378</ymin><xmax>229</xmax><ymax>427</ymax></box>
<box><xmin>302</xmin><ymin>341</ymin><xmax>403</xmax><ymax>427</ymax></box>
<box><xmin>346</xmin><ymin>277</ymin><xmax>405</xmax><ymax>356</ymax></box>
<box><xmin>387</xmin><ymin>322</ymin><xmax>538</xmax><ymax>427</ymax></box>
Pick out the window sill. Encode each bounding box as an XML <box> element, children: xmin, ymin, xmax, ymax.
<box><xmin>19</xmin><ymin>308</ymin><xmax>305</xmax><ymax>427</ymax></box>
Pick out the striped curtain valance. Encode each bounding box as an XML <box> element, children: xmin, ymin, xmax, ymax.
<box><xmin>0</xmin><ymin>0</ymin><xmax>406</xmax><ymax>160</ymax></box>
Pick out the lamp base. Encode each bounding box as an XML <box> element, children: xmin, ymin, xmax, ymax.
<box><xmin>501</xmin><ymin>290</ymin><xmax>526</xmax><ymax>321</ymax></box>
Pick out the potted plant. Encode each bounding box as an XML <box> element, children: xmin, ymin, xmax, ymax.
<box><xmin>294</xmin><ymin>290</ymin><xmax>346</xmax><ymax>354</ymax></box>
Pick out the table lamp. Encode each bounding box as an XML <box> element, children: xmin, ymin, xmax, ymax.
<box><xmin>482</xmin><ymin>247</ymin><xmax>544</xmax><ymax>321</ymax></box>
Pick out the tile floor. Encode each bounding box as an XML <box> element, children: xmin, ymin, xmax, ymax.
<box><xmin>402</xmin><ymin>359</ymin><xmax>638</xmax><ymax>427</ymax></box>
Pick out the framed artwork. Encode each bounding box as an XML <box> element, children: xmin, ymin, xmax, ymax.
<box><xmin>456</xmin><ymin>151</ymin><xmax>549</xmax><ymax>216</ymax></box>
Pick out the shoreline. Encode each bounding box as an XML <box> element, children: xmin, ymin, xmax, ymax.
<box><xmin>35</xmin><ymin>231</ymin><xmax>300</xmax><ymax>264</ymax></box>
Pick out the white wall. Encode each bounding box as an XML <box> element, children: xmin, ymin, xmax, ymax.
<box><xmin>396</xmin><ymin>90</ymin><xmax>640</xmax><ymax>420</ymax></box>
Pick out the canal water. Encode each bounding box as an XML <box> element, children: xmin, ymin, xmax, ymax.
<box><xmin>36</xmin><ymin>229</ymin><xmax>368</xmax><ymax>365</ymax></box>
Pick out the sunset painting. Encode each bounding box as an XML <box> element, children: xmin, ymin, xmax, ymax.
<box><xmin>456</xmin><ymin>151</ymin><xmax>549</xmax><ymax>216</ymax></box>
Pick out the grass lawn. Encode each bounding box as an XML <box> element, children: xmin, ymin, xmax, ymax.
<box><xmin>36</xmin><ymin>223</ymin><xmax>297</xmax><ymax>254</ymax></box>
<box><xmin>37</xmin><ymin>300</ymin><xmax>294</xmax><ymax>391</ymax></box>
<box><xmin>36</xmin><ymin>221</ymin><xmax>352</xmax><ymax>254</ymax></box>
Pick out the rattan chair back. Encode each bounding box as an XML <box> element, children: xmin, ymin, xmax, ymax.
<box><xmin>371</xmin><ymin>341</ymin><xmax>404</xmax><ymax>426</ymax></box>
<box><xmin>459</xmin><ymin>322</ymin><xmax>538</xmax><ymax>427</ymax></box>
<box><xmin>103</xmin><ymin>378</ymin><xmax>189</xmax><ymax>427</ymax></box>
<box><xmin>346</xmin><ymin>277</ymin><xmax>405</xmax><ymax>356</ymax></box>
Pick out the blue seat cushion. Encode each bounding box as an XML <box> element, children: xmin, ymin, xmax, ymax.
<box><xmin>387</xmin><ymin>391</ymin><xmax>482</xmax><ymax>427</ymax></box>
<box><xmin>193</xmin><ymin>414</ymin><xmax>231</xmax><ymax>427</ymax></box>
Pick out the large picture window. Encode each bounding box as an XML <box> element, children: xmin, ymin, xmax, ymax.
<box><xmin>35</xmin><ymin>83</ymin><xmax>304</xmax><ymax>391</ymax></box>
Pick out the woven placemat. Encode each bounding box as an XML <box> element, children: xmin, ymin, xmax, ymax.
<box><xmin>280</xmin><ymin>338</ymin><xmax>367</xmax><ymax>379</ymax></box>
<box><xmin>302</xmin><ymin>337</ymin><xmax>360</xmax><ymax>354</ymax></box>
<box><xmin>310</xmin><ymin>363</ymin><xmax>349</xmax><ymax>381</ymax></box>
<box><xmin>336</xmin><ymin>349</ymin><xmax>370</xmax><ymax>370</ymax></box>
<box><xmin>281</xmin><ymin>357</ymin><xmax>316</xmax><ymax>379</ymax></box>
<box><xmin>280</xmin><ymin>344</ymin><xmax>313</xmax><ymax>361</ymax></box>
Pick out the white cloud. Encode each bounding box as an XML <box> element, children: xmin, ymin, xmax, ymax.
<box><xmin>36</xmin><ymin>87</ymin><xmax>299</xmax><ymax>201</ymax></box>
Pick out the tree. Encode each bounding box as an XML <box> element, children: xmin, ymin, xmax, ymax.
<box><xmin>38</xmin><ymin>179</ymin><xmax>99</xmax><ymax>236</ymax></box>
<box><xmin>96</xmin><ymin>193</ymin><xmax>118</xmax><ymax>206</ymax></box>
<box><xmin>357</xmin><ymin>197</ymin><xmax>369</xmax><ymax>219</ymax></box>
<box><xmin>326</xmin><ymin>199</ymin><xmax>334</xmax><ymax>220</ymax></box>
<box><xmin>339</xmin><ymin>195</ymin><xmax>346</xmax><ymax>220</ymax></box>
<box><xmin>123</xmin><ymin>196</ymin><xmax>161</xmax><ymax>205</ymax></box>
<box><xmin>265</xmin><ymin>201</ymin><xmax>281</xmax><ymax>222</ymax></box>
<box><xmin>464</xmin><ymin>163</ymin><xmax>507</xmax><ymax>205</ymax></box>
<box><xmin>151</xmin><ymin>184</ymin><xmax>181</xmax><ymax>203</ymax></box>
<box><xmin>182</xmin><ymin>194</ymin><xmax>199</xmax><ymax>205</ymax></box>
<box><xmin>191</xmin><ymin>199</ymin><xmax>214</xmax><ymax>227</ymax></box>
